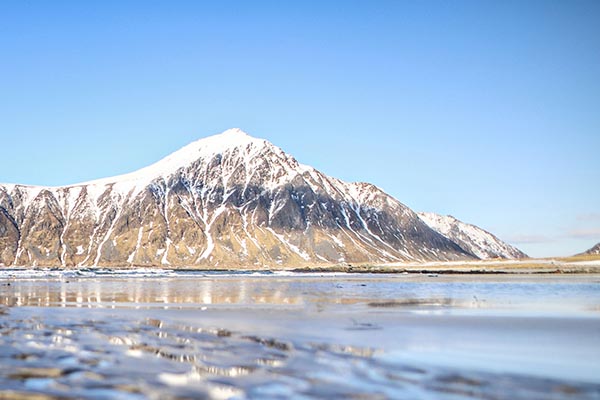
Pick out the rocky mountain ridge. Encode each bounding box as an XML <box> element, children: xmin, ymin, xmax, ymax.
<box><xmin>0</xmin><ymin>129</ymin><xmax>523</xmax><ymax>268</ymax></box>
<box><xmin>417</xmin><ymin>212</ymin><xmax>527</xmax><ymax>259</ymax></box>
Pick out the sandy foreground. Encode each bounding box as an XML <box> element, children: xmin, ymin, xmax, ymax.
<box><xmin>1</xmin><ymin>272</ymin><xmax>599</xmax><ymax>399</ymax></box>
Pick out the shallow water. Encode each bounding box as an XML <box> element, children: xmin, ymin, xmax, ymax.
<box><xmin>1</xmin><ymin>270</ymin><xmax>599</xmax><ymax>399</ymax></box>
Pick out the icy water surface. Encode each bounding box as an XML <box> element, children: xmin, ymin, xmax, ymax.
<box><xmin>1</xmin><ymin>270</ymin><xmax>599</xmax><ymax>399</ymax></box>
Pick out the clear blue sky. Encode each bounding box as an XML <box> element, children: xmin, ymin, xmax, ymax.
<box><xmin>1</xmin><ymin>1</ymin><xmax>598</xmax><ymax>257</ymax></box>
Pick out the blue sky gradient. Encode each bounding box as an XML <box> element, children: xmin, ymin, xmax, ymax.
<box><xmin>1</xmin><ymin>1</ymin><xmax>599</xmax><ymax>257</ymax></box>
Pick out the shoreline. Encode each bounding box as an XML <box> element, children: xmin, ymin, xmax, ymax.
<box><xmin>2</xmin><ymin>257</ymin><xmax>600</xmax><ymax>275</ymax></box>
<box><xmin>1</xmin><ymin>268</ymin><xmax>599</xmax><ymax>275</ymax></box>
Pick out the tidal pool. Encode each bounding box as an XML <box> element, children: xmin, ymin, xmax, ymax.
<box><xmin>1</xmin><ymin>270</ymin><xmax>599</xmax><ymax>399</ymax></box>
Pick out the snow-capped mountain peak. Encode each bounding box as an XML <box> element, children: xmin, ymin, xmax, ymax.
<box><xmin>184</xmin><ymin>127</ymin><xmax>265</xmax><ymax>156</ymax></box>
<box><xmin>77</xmin><ymin>128</ymin><xmax>268</xmax><ymax>188</ymax></box>
<box><xmin>0</xmin><ymin>128</ymin><xmax>526</xmax><ymax>268</ymax></box>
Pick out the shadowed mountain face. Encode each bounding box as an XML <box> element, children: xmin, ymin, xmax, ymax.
<box><xmin>0</xmin><ymin>129</ymin><xmax>481</xmax><ymax>268</ymax></box>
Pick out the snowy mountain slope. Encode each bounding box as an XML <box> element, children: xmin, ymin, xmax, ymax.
<box><xmin>0</xmin><ymin>128</ymin><xmax>476</xmax><ymax>268</ymax></box>
<box><xmin>417</xmin><ymin>212</ymin><xmax>527</xmax><ymax>259</ymax></box>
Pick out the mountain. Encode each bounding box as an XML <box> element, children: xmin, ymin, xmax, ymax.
<box><xmin>2</xmin><ymin>128</ymin><xmax>501</xmax><ymax>269</ymax></box>
<box><xmin>578</xmin><ymin>243</ymin><xmax>600</xmax><ymax>256</ymax></box>
<box><xmin>417</xmin><ymin>212</ymin><xmax>527</xmax><ymax>259</ymax></box>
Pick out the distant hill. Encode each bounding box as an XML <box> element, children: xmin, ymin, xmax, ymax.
<box><xmin>578</xmin><ymin>243</ymin><xmax>600</xmax><ymax>256</ymax></box>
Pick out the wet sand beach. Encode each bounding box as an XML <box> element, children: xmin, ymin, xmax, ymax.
<box><xmin>1</xmin><ymin>271</ymin><xmax>599</xmax><ymax>399</ymax></box>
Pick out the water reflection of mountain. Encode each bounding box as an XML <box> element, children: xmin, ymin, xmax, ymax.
<box><xmin>2</xmin><ymin>277</ymin><xmax>481</xmax><ymax>310</ymax></box>
<box><xmin>1</xmin><ymin>279</ymin><xmax>305</xmax><ymax>308</ymax></box>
